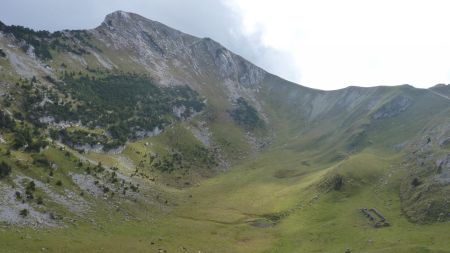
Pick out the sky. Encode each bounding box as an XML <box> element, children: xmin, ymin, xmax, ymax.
<box><xmin>1</xmin><ymin>0</ymin><xmax>450</xmax><ymax>90</ymax></box>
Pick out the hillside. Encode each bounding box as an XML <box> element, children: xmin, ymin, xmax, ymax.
<box><xmin>0</xmin><ymin>10</ymin><xmax>449</xmax><ymax>252</ymax></box>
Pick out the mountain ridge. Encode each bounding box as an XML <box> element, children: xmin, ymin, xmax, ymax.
<box><xmin>0</xmin><ymin>10</ymin><xmax>449</xmax><ymax>253</ymax></box>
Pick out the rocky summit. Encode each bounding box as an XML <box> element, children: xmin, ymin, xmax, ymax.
<box><xmin>0</xmin><ymin>10</ymin><xmax>449</xmax><ymax>253</ymax></box>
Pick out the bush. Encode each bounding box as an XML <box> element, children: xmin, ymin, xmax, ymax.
<box><xmin>411</xmin><ymin>177</ymin><xmax>421</xmax><ymax>187</ymax></box>
<box><xmin>12</xmin><ymin>128</ymin><xmax>32</xmax><ymax>149</ymax></box>
<box><xmin>0</xmin><ymin>110</ymin><xmax>15</xmax><ymax>130</ymax></box>
<box><xmin>319</xmin><ymin>174</ymin><xmax>345</xmax><ymax>192</ymax></box>
<box><xmin>0</xmin><ymin>161</ymin><xmax>12</xmax><ymax>179</ymax></box>
<box><xmin>333</xmin><ymin>175</ymin><xmax>344</xmax><ymax>191</ymax></box>
<box><xmin>19</xmin><ymin>208</ymin><xmax>28</xmax><ymax>217</ymax></box>
<box><xmin>26</xmin><ymin>181</ymin><xmax>36</xmax><ymax>192</ymax></box>
<box><xmin>32</xmin><ymin>154</ymin><xmax>51</xmax><ymax>167</ymax></box>
<box><xmin>36</xmin><ymin>196</ymin><xmax>44</xmax><ymax>205</ymax></box>
<box><xmin>25</xmin><ymin>181</ymin><xmax>35</xmax><ymax>199</ymax></box>
<box><xmin>230</xmin><ymin>97</ymin><xmax>263</xmax><ymax>130</ymax></box>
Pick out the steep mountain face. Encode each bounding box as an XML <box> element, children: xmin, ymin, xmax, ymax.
<box><xmin>91</xmin><ymin>11</ymin><xmax>265</xmax><ymax>101</ymax></box>
<box><xmin>0</xmin><ymin>10</ymin><xmax>450</xmax><ymax>252</ymax></box>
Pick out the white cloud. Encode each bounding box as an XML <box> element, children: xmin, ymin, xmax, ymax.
<box><xmin>226</xmin><ymin>0</ymin><xmax>450</xmax><ymax>89</ymax></box>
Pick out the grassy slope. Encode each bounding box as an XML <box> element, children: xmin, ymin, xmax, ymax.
<box><xmin>3</xmin><ymin>148</ymin><xmax>447</xmax><ymax>252</ymax></box>
<box><xmin>2</xmin><ymin>94</ymin><xmax>450</xmax><ymax>252</ymax></box>
<box><xmin>2</xmin><ymin>80</ymin><xmax>450</xmax><ymax>253</ymax></box>
<box><xmin>2</xmin><ymin>77</ymin><xmax>450</xmax><ymax>253</ymax></box>
<box><xmin>1</xmin><ymin>26</ymin><xmax>450</xmax><ymax>253</ymax></box>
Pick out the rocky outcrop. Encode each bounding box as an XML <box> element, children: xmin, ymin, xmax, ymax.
<box><xmin>439</xmin><ymin>137</ymin><xmax>450</xmax><ymax>148</ymax></box>
<box><xmin>436</xmin><ymin>155</ymin><xmax>450</xmax><ymax>185</ymax></box>
<box><xmin>400</xmin><ymin>120</ymin><xmax>450</xmax><ymax>223</ymax></box>
<box><xmin>372</xmin><ymin>95</ymin><xmax>412</xmax><ymax>120</ymax></box>
<box><xmin>0</xmin><ymin>183</ymin><xmax>60</xmax><ymax>228</ymax></box>
<box><xmin>91</xmin><ymin>11</ymin><xmax>265</xmax><ymax>90</ymax></box>
<box><xmin>194</xmin><ymin>38</ymin><xmax>265</xmax><ymax>88</ymax></box>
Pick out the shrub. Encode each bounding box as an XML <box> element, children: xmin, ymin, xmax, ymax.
<box><xmin>411</xmin><ymin>177</ymin><xmax>421</xmax><ymax>187</ymax></box>
<box><xmin>0</xmin><ymin>110</ymin><xmax>15</xmax><ymax>130</ymax></box>
<box><xmin>230</xmin><ymin>97</ymin><xmax>263</xmax><ymax>130</ymax></box>
<box><xmin>36</xmin><ymin>196</ymin><xmax>43</xmax><ymax>205</ymax></box>
<box><xmin>32</xmin><ymin>155</ymin><xmax>51</xmax><ymax>167</ymax></box>
<box><xmin>19</xmin><ymin>208</ymin><xmax>28</xmax><ymax>217</ymax></box>
<box><xmin>0</xmin><ymin>161</ymin><xmax>11</xmax><ymax>179</ymax></box>
<box><xmin>25</xmin><ymin>181</ymin><xmax>36</xmax><ymax>199</ymax></box>
<box><xmin>26</xmin><ymin>181</ymin><xmax>36</xmax><ymax>192</ymax></box>
<box><xmin>333</xmin><ymin>175</ymin><xmax>344</xmax><ymax>191</ymax></box>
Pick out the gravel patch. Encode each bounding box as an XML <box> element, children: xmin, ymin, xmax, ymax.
<box><xmin>14</xmin><ymin>176</ymin><xmax>90</xmax><ymax>215</ymax></box>
<box><xmin>70</xmin><ymin>173</ymin><xmax>104</xmax><ymax>197</ymax></box>
<box><xmin>0</xmin><ymin>183</ymin><xmax>59</xmax><ymax>228</ymax></box>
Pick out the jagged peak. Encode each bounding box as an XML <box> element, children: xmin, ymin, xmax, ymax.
<box><xmin>101</xmin><ymin>10</ymin><xmax>152</xmax><ymax>30</ymax></box>
<box><xmin>94</xmin><ymin>11</ymin><xmax>268</xmax><ymax>88</ymax></box>
<box><xmin>103</xmin><ymin>10</ymin><xmax>141</xmax><ymax>25</ymax></box>
<box><xmin>100</xmin><ymin>10</ymin><xmax>188</xmax><ymax>38</ymax></box>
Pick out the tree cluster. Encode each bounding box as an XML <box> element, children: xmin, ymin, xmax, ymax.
<box><xmin>230</xmin><ymin>97</ymin><xmax>263</xmax><ymax>130</ymax></box>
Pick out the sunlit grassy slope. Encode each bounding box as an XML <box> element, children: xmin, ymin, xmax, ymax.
<box><xmin>2</xmin><ymin>145</ymin><xmax>449</xmax><ymax>253</ymax></box>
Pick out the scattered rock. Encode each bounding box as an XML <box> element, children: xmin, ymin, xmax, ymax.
<box><xmin>372</xmin><ymin>95</ymin><xmax>411</xmax><ymax>120</ymax></box>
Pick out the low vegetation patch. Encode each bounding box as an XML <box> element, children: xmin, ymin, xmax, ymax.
<box><xmin>318</xmin><ymin>173</ymin><xmax>345</xmax><ymax>192</ymax></box>
<box><xmin>23</xmin><ymin>73</ymin><xmax>205</xmax><ymax>149</ymax></box>
<box><xmin>230</xmin><ymin>97</ymin><xmax>263</xmax><ymax>130</ymax></box>
<box><xmin>0</xmin><ymin>161</ymin><xmax>11</xmax><ymax>179</ymax></box>
<box><xmin>0</xmin><ymin>21</ymin><xmax>96</xmax><ymax>60</ymax></box>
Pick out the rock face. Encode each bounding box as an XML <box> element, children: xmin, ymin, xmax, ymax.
<box><xmin>92</xmin><ymin>11</ymin><xmax>265</xmax><ymax>90</ymax></box>
<box><xmin>400</xmin><ymin>120</ymin><xmax>450</xmax><ymax>223</ymax></box>
<box><xmin>195</xmin><ymin>37</ymin><xmax>265</xmax><ymax>88</ymax></box>
<box><xmin>88</xmin><ymin>10</ymin><xmax>268</xmax><ymax>122</ymax></box>
<box><xmin>436</xmin><ymin>155</ymin><xmax>450</xmax><ymax>184</ymax></box>
<box><xmin>439</xmin><ymin>137</ymin><xmax>450</xmax><ymax>148</ymax></box>
<box><xmin>0</xmin><ymin>183</ymin><xmax>60</xmax><ymax>228</ymax></box>
<box><xmin>98</xmin><ymin>11</ymin><xmax>198</xmax><ymax>55</ymax></box>
<box><xmin>372</xmin><ymin>95</ymin><xmax>412</xmax><ymax>120</ymax></box>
